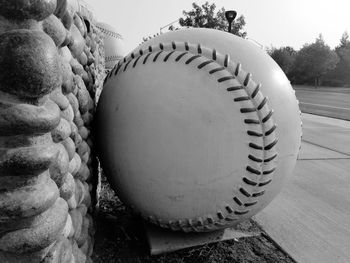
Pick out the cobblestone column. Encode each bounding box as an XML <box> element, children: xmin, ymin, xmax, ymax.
<box><xmin>0</xmin><ymin>0</ymin><xmax>105</xmax><ymax>262</ymax></box>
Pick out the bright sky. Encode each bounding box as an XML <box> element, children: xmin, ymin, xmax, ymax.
<box><xmin>85</xmin><ymin>0</ymin><xmax>350</xmax><ymax>53</ymax></box>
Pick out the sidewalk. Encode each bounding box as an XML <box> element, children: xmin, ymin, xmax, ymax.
<box><xmin>254</xmin><ymin>113</ymin><xmax>350</xmax><ymax>263</ymax></box>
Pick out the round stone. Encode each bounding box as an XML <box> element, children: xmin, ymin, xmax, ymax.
<box><xmin>43</xmin><ymin>14</ymin><xmax>67</xmax><ymax>47</ymax></box>
<box><xmin>0</xmin><ymin>0</ymin><xmax>57</xmax><ymax>21</ymax></box>
<box><xmin>0</xmin><ymin>197</ymin><xmax>67</xmax><ymax>253</ymax></box>
<box><xmin>0</xmin><ymin>29</ymin><xmax>62</xmax><ymax>99</ymax></box>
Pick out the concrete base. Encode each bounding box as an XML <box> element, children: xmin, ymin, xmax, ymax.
<box><xmin>144</xmin><ymin>222</ymin><xmax>260</xmax><ymax>255</ymax></box>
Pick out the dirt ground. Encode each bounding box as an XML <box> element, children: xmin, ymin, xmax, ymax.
<box><xmin>92</xmin><ymin>176</ymin><xmax>295</xmax><ymax>263</ymax></box>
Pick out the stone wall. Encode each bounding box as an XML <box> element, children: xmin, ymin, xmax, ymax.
<box><xmin>0</xmin><ymin>1</ymin><xmax>105</xmax><ymax>262</ymax></box>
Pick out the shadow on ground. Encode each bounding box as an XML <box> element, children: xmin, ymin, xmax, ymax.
<box><xmin>92</xmin><ymin>176</ymin><xmax>295</xmax><ymax>263</ymax></box>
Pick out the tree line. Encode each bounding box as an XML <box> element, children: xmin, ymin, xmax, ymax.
<box><xmin>143</xmin><ymin>2</ymin><xmax>247</xmax><ymax>42</ymax></box>
<box><xmin>268</xmin><ymin>33</ymin><xmax>350</xmax><ymax>87</ymax></box>
<box><xmin>148</xmin><ymin>1</ymin><xmax>350</xmax><ymax>87</ymax></box>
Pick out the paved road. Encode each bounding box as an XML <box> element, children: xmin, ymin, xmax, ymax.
<box><xmin>254</xmin><ymin>114</ymin><xmax>350</xmax><ymax>263</ymax></box>
<box><xmin>294</xmin><ymin>86</ymin><xmax>350</xmax><ymax>120</ymax></box>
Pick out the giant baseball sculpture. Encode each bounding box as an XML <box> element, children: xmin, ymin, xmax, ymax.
<box><xmin>97</xmin><ymin>28</ymin><xmax>302</xmax><ymax>232</ymax></box>
<box><xmin>96</xmin><ymin>22</ymin><xmax>127</xmax><ymax>70</ymax></box>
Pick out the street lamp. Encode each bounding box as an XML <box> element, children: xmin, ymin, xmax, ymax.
<box><xmin>225</xmin><ymin>10</ymin><xmax>237</xmax><ymax>33</ymax></box>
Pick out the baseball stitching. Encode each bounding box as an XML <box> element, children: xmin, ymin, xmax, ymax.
<box><xmin>104</xmin><ymin>41</ymin><xmax>278</xmax><ymax>232</ymax></box>
<box><xmin>97</xmin><ymin>26</ymin><xmax>123</xmax><ymax>40</ymax></box>
<box><xmin>105</xmin><ymin>55</ymin><xmax>124</xmax><ymax>63</ymax></box>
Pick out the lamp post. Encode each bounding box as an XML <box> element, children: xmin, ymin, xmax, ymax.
<box><xmin>225</xmin><ymin>10</ymin><xmax>237</xmax><ymax>33</ymax></box>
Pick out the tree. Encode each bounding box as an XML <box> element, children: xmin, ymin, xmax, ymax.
<box><xmin>268</xmin><ymin>46</ymin><xmax>296</xmax><ymax>78</ymax></box>
<box><xmin>325</xmin><ymin>31</ymin><xmax>350</xmax><ymax>86</ymax></box>
<box><xmin>292</xmin><ymin>34</ymin><xmax>339</xmax><ymax>87</ymax></box>
<box><xmin>178</xmin><ymin>2</ymin><xmax>247</xmax><ymax>37</ymax></box>
<box><xmin>339</xmin><ymin>31</ymin><xmax>350</xmax><ymax>49</ymax></box>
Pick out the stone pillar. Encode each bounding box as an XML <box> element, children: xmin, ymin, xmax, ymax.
<box><xmin>0</xmin><ymin>0</ymin><xmax>105</xmax><ymax>262</ymax></box>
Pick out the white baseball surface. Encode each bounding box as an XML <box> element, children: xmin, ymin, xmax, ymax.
<box><xmin>97</xmin><ymin>28</ymin><xmax>302</xmax><ymax>232</ymax></box>
<box><xmin>96</xmin><ymin>22</ymin><xmax>126</xmax><ymax>70</ymax></box>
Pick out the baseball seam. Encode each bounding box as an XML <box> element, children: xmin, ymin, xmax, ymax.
<box><xmin>104</xmin><ymin>41</ymin><xmax>278</xmax><ymax>232</ymax></box>
<box><xmin>105</xmin><ymin>55</ymin><xmax>124</xmax><ymax>62</ymax></box>
<box><xmin>96</xmin><ymin>26</ymin><xmax>123</xmax><ymax>40</ymax></box>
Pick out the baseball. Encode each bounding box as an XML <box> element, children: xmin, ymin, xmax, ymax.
<box><xmin>96</xmin><ymin>22</ymin><xmax>127</xmax><ymax>70</ymax></box>
<box><xmin>96</xmin><ymin>28</ymin><xmax>302</xmax><ymax>232</ymax></box>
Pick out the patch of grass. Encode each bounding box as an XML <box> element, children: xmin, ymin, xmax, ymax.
<box><xmin>92</xmin><ymin>175</ymin><xmax>295</xmax><ymax>263</ymax></box>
